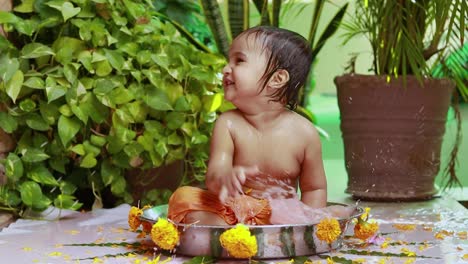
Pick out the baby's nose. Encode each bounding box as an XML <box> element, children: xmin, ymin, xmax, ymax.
<box><xmin>222</xmin><ymin>64</ymin><xmax>231</xmax><ymax>75</ymax></box>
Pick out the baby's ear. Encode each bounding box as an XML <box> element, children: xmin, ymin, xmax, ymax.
<box><xmin>268</xmin><ymin>69</ymin><xmax>290</xmax><ymax>89</ymax></box>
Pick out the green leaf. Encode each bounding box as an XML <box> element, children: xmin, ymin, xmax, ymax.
<box><xmin>61</xmin><ymin>2</ymin><xmax>81</xmax><ymax>22</ymax></box>
<box><xmin>110</xmin><ymin>174</ymin><xmax>126</xmax><ymax>195</ymax></box>
<box><xmin>94</xmin><ymin>60</ymin><xmax>113</xmax><ymax>76</ymax></box>
<box><xmin>0</xmin><ymin>112</ymin><xmax>18</xmax><ymax>133</ymax></box>
<box><xmin>109</xmin><ymin>87</ymin><xmax>134</xmax><ymax>104</ymax></box>
<box><xmin>53</xmin><ymin>37</ymin><xmax>86</xmax><ymax>64</ymax></box>
<box><xmin>19</xmin><ymin>99</ymin><xmax>37</xmax><ymax>112</ymax></box>
<box><xmin>80</xmin><ymin>153</ymin><xmax>97</xmax><ymax>168</ymax></box>
<box><xmin>5</xmin><ymin>153</ymin><xmax>24</xmax><ymax>181</ymax></box>
<box><xmin>13</xmin><ymin>0</ymin><xmax>35</xmax><ymax>13</ymax></box>
<box><xmin>0</xmin><ymin>11</ymin><xmax>20</xmax><ymax>24</ymax></box>
<box><xmin>144</xmin><ymin>88</ymin><xmax>173</xmax><ymax>111</ymax></box>
<box><xmin>168</xmin><ymin>132</ymin><xmax>183</xmax><ymax>145</ymax></box>
<box><xmin>123</xmin><ymin>142</ymin><xmax>144</xmax><ymax>157</ymax></box>
<box><xmin>101</xmin><ymin>160</ymin><xmax>120</xmax><ymax>186</ymax></box>
<box><xmin>5</xmin><ymin>70</ymin><xmax>24</xmax><ymax>103</ymax></box>
<box><xmin>54</xmin><ymin>194</ymin><xmax>82</xmax><ymax>210</ymax></box>
<box><xmin>192</xmin><ymin>131</ymin><xmax>208</xmax><ymax>144</ymax></box>
<box><xmin>70</xmin><ymin>144</ymin><xmax>86</xmax><ymax>155</ymax></box>
<box><xmin>1</xmin><ymin>189</ymin><xmax>21</xmax><ymax>207</ymax></box>
<box><xmin>23</xmin><ymin>77</ymin><xmax>45</xmax><ymax>89</ymax></box>
<box><xmin>40</xmin><ymin>100</ymin><xmax>60</xmax><ymax>125</ymax></box>
<box><xmin>49</xmin><ymin>158</ymin><xmax>67</xmax><ymax>174</ymax></box>
<box><xmin>59</xmin><ymin>181</ymin><xmax>77</xmax><ymax>195</ymax></box>
<box><xmin>15</xmin><ymin>19</ymin><xmax>37</xmax><ymax>36</ymax></box>
<box><xmin>46</xmin><ymin>77</ymin><xmax>67</xmax><ymax>103</ymax></box>
<box><xmin>165</xmin><ymin>112</ymin><xmax>185</xmax><ymax>130</ymax></box>
<box><xmin>174</xmin><ymin>96</ymin><xmax>190</xmax><ymax>111</ymax></box>
<box><xmin>19</xmin><ymin>181</ymin><xmax>42</xmax><ymax>208</ymax></box>
<box><xmin>155</xmin><ymin>141</ymin><xmax>168</xmax><ymax>157</ymax></box>
<box><xmin>83</xmin><ymin>141</ymin><xmax>101</xmax><ymax>156</ymax></box>
<box><xmin>90</xmin><ymin>135</ymin><xmax>106</xmax><ymax>147</ymax></box>
<box><xmin>80</xmin><ymin>93</ymin><xmax>108</xmax><ymax>123</ymax></box>
<box><xmin>21</xmin><ymin>43</ymin><xmax>55</xmax><ymax>59</ymax></box>
<box><xmin>104</xmin><ymin>49</ymin><xmax>125</xmax><ymax>72</ymax></box>
<box><xmin>27</xmin><ymin>165</ymin><xmax>59</xmax><ymax>186</ymax></box>
<box><xmin>25</xmin><ymin>113</ymin><xmax>50</xmax><ymax>131</ymax></box>
<box><xmin>21</xmin><ymin>148</ymin><xmax>50</xmax><ymax>163</ymax></box>
<box><xmin>58</xmin><ymin>115</ymin><xmax>81</xmax><ymax>146</ymax></box>
<box><xmin>0</xmin><ymin>56</ymin><xmax>19</xmax><ymax>83</ymax></box>
<box><xmin>126</xmin><ymin>101</ymin><xmax>147</xmax><ymax>123</ymax></box>
<box><xmin>203</xmin><ymin>93</ymin><xmax>223</xmax><ymax>112</ymax></box>
<box><xmin>63</xmin><ymin>64</ymin><xmax>78</xmax><ymax>84</ymax></box>
<box><xmin>33</xmin><ymin>195</ymin><xmax>52</xmax><ymax>211</ymax></box>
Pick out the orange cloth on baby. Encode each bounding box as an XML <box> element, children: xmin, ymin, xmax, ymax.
<box><xmin>168</xmin><ymin>186</ymin><xmax>271</xmax><ymax>225</ymax></box>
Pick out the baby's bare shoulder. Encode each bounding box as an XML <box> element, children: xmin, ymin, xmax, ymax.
<box><xmin>287</xmin><ymin>111</ymin><xmax>318</xmax><ymax>136</ymax></box>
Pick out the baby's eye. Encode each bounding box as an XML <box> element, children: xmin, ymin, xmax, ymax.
<box><xmin>234</xmin><ymin>58</ymin><xmax>245</xmax><ymax>64</ymax></box>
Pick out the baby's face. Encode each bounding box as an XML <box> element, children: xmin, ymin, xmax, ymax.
<box><xmin>222</xmin><ymin>34</ymin><xmax>269</xmax><ymax>106</ymax></box>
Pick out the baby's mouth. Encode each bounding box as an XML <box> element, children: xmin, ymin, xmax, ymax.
<box><xmin>223</xmin><ymin>79</ymin><xmax>234</xmax><ymax>86</ymax></box>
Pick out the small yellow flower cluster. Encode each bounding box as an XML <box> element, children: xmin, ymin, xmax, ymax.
<box><xmin>150</xmin><ymin>218</ymin><xmax>180</xmax><ymax>251</ymax></box>
<box><xmin>354</xmin><ymin>207</ymin><xmax>379</xmax><ymax>241</ymax></box>
<box><xmin>219</xmin><ymin>224</ymin><xmax>258</xmax><ymax>259</ymax></box>
<box><xmin>316</xmin><ymin>218</ymin><xmax>342</xmax><ymax>244</ymax></box>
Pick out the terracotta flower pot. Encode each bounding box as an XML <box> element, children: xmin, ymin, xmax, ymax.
<box><xmin>334</xmin><ymin>74</ymin><xmax>454</xmax><ymax>201</ymax></box>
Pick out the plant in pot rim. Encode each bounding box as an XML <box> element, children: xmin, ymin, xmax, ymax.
<box><xmin>334</xmin><ymin>0</ymin><xmax>466</xmax><ymax>200</ymax></box>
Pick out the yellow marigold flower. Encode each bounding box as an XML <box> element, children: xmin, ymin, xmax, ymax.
<box><xmin>316</xmin><ymin>218</ymin><xmax>342</xmax><ymax>244</ymax></box>
<box><xmin>128</xmin><ymin>206</ymin><xmax>143</xmax><ymax>232</ymax></box>
<box><xmin>219</xmin><ymin>224</ymin><xmax>257</xmax><ymax>259</ymax></box>
<box><xmin>401</xmin><ymin>248</ymin><xmax>416</xmax><ymax>257</ymax></box>
<box><xmin>326</xmin><ymin>257</ymin><xmax>335</xmax><ymax>264</ymax></box>
<box><xmin>457</xmin><ymin>231</ymin><xmax>467</xmax><ymax>240</ymax></box>
<box><xmin>354</xmin><ymin>221</ymin><xmax>379</xmax><ymax>241</ymax></box>
<box><xmin>393</xmin><ymin>224</ymin><xmax>416</xmax><ymax>231</ymax></box>
<box><xmin>380</xmin><ymin>241</ymin><xmax>389</xmax><ymax>249</ymax></box>
<box><xmin>360</xmin><ymin>207</ymin><xmax>371</xmax><ymax>221</ymax></box>
<box><xmin>151</xmin><ymin>218</ymin><xmax>179</xmax><ymax>251</ymax></box>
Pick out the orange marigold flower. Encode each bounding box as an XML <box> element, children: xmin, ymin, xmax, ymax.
<box><xmin>142</xmin><ymin>221</ymin><xmax>153</xmax><ymax>233</ymax></box>
<box><xmin>128</xmin><ymin>206</ymin><xmax>143</xmax><ymax>231</ymax></box>
<box><xmin>151</xmin><ymin>218</ymin><xmax>179</xmax><ymax>250</ymax></box>
<box><xmin>316</xmin><ymin>218</ymin><xmax>342</xmax><ymax>244</ymax></box>
<box><xmin>354</xmin><ymin>220</ymin><xmax>379</xmax><ymax>241</ymax></box>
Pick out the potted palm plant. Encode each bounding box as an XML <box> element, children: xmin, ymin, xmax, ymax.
<box><xmin>334</xmin><ymin>0</ymin><xmax>466</xmax><ymax>201</ymax></box>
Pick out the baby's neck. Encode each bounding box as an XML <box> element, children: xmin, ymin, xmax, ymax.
<box><xmin>238</xmin><ymin>106</ymin><xmax>289</xmax><ymax>130</ymax></box>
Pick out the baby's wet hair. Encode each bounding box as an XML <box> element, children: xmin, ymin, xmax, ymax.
<box><xmin>238</xmin><ymin>26</ymin><xmax>313</xmax><ymax>109</ymax></box>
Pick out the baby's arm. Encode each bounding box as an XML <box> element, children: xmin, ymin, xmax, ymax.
<box><xmin>299</xmin><ymin>125</ymin><xmax>327</xmax><ymax>208</ymax></box>
<box><xmin>205</xmin><ymin>112</ymin><xmax>246</xmax><ymax>201</ymax></box>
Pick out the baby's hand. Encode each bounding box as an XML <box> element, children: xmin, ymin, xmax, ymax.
<box><xmin>219</xmin><ymin>166</ymin><xmax>259</xmax><ymax>203</ymax></box>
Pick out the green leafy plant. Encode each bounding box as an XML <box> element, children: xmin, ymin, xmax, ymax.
<box><xmin>152</xmin><ymin>0</ymin><xmax>214</xmax><ymax>48</ymax></box>
<box><xmin>0</xmin><ymin>0</ymin><xmax>226</xmax><ymax>215</ymax></box>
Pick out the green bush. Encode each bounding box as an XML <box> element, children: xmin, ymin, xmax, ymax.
<box><xmin>0</xmin><ymin>0</ymin><xmax>227</xmax><ymax>215</ymax></box>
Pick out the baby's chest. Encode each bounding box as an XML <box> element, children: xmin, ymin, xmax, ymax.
<box><xmin>232</xmin><ymin>132</ymin><xmax>303</xmax><ymax>171</ymax></box>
